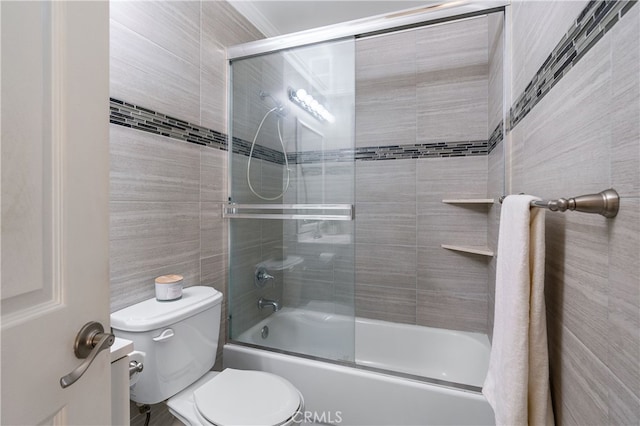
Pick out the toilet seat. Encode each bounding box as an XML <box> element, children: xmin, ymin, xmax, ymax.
<box><xmin>167</xmin><ymin>370</ymin><xmax>303</xmax><ymax>426</ymax></box>
<box><xmin>195</xmin><ymin>369</ymin><xmax>301</xmax><ymax>425</ymax></box>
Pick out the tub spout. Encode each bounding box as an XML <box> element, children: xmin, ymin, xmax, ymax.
<box><xmin>257</xmin><ymin>297</ymin><xmax>281</xmax><ymax>312</ymax></box>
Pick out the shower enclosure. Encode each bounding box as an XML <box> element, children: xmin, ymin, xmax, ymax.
<box><xmin>226</xmin><ymin>38</ymin><xmax>357</xmax><ymax>362</ymax></box>
<box><xmin>224</xmin><ymin>2</ymin><xmax>506</xmax><ymax>411</ymax></box>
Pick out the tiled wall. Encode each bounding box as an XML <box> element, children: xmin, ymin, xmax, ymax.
<box><xmin>107</xmin><ymin>1</ymin><xmax>639</xmax><ymax>423</ymax></box>
<box><xmin>507</xmin><ymin>1</ymin><xmax>639</xmax><ymax>423</ymax></box>
<box><xmin>354</xmin><ymin>16</ymin><xmax>495</xmax><ymax>333</ymax></box>
<box><xmin>108</xmin><ymin>2</ymin><xmax>263</xmax><ymax>424</ymax></box>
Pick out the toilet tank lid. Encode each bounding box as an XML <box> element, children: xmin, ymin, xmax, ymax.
<box><xmin>110</xmin><ymin>286</ymin><xmax>222</xmax><ymax>332</ymax></box>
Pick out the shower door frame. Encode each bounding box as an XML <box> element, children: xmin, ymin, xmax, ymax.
<box><xmin>227</xmin><ymin>0</ymin><xmax>509</xmax><ymax>61</ymax></box>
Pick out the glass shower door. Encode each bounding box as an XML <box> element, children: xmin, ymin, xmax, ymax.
<box><xmin>226</xmin><ymin>37</ymin><xmax>356</xmax><ymax>363</ymax></box>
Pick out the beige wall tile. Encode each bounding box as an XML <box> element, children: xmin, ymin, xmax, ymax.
<box><xmin>200</xmin><ymin>147</ymin><xmax>227</xmax><ymax>202</ymax></box>
<box><xmin>110</xmin><ymin>1</ymin><xmax>200</xmax><ymax>66</ymax></box>
<box><xmin>416</xmin><ymin>16</ymin><xmax>488</xmax><ymax>143</ymax></box>
<box><xmin>110</xmin><ymin>201</ymin><xmax>200</xmax><ymax>278</ymax></box>
<box><xmin>356</xmin><ymin>202</ymin><xmax>416</xmax><ymax>246</ymax></box>
<box><xmin>416</xmin><ymin>156</ymin><xmax>488</xmax><ymax>200</ymax></box>
<box><xmin>201</xmin><ymin>1</ymin><xmax>263</xmax><ymax>50</ymax></box>
<box><xmin>356</xmin><ymin>284</ymin><xmax>416</xmax><ymax>324</ymax></box>
<box><xmin>548</xmin><ymin>327</ymin><xmax>609</xmax><ymax>425</ymax></box>
<box><xmin>355</xmin><ymin>243</ymin><xmax>416</xmax><ymax>290</ymax></box>
<box><xmin>608</xmin><ymin>372</ymin><xmax>640</xmax><ymax>425</ymax></box>
<box><xmin>416</xmin><ymin>290</ymin><xmax>487</xmax><ymax>333</ymax></box>
<box><xmin>356</xmin><ymin>160</ymin><xmax>416</xmax><ymax>203</ymax></box>
<box><xmin>416</xmin><ymin>75</ymin><xmax>488</xmax><ymax>143</ymax></box>
<box><xmin>611</xmin><ymin>4</ymin><xmax>640</xmax><ymax>198</ymax></box>
<box><xmin>201</xmin><ymin>254</ymin><xmax>227</xmax><ymax>294</ymax></box>
<box><xmin>110</xmin><ymin>125</ymin><xmax>201</xmax><ymax>202</ymax></box>
<box><xmin>201</xmin><ymin>202</ymin><xmax>226</xmax><ymax>259</ymax></box>
<box><xmin>110</xmin><ymin>20</ymin><xmax>200</xmax><ymax>124</ymax></box>
<box><xmin>201</xmin><ymin>69</ymin><xmax>227</xmax><ymax>133</ymax></box>
<box><xmin>488</xmin><ymin>12</ymin><xmax>504</xmax><ymax>132</ymax></box>
<box><xmin>607</xmin><ymin>198</ymin><xmax>640</xmax><ymax>395</ymax></box>
<box><xmin>356</xmin><ymin>32</ymin><xmax>416</xmax><ymax>148</ymax></box>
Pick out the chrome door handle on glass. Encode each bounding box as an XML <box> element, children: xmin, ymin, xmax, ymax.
<box><xmin>60</xmin><ymin>321</ymin><xmax>115</xmax><ymax>389</ymax></box>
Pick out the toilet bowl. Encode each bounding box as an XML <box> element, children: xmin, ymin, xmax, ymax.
<box><xmin>167</xmin><ymin>370</ymin><xmax>303</xmax><ymax>426</ymax></box>
<box><xmin>110</xmin><ymin>286</ymin><xmax>303</xmax><ymax>425</ymax></box>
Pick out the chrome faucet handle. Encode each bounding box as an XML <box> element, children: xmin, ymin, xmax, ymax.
<box><xmin>255</xmin><ymin>266</ymin><xmax>275</xmax><ymax>288</ymax></box>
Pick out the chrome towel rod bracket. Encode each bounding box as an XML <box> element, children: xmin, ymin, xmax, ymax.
<box><xmin>499</xmin><ymin>188</ymin><xmax>619</xmax><ymax>218</ymax></box>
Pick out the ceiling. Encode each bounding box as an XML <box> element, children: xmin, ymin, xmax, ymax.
<box><xmin>228</xmin><ymin>0</ymin><xmax>433</xmax><ymax>37</ymax></box>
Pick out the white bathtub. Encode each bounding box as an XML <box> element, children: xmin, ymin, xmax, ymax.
<box><xmin>356</xmin><ymin>316</ymin><xmax>490</xmax><ymax>387</ymax></box>
<box><xmin>226</xmin><ymin>308</ymin><xmax>494</xmax><ymax>425</ymax></box>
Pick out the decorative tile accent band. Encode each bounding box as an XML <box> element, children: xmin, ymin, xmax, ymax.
<box><xmin>355</xmin><ymin>140</ymin><xmax>490</xmax><ymax>161</ymax></box>
<box><xmin>110</xmin><ymin>98</ymin><xmax>284</xmax><ymax>162</ymax></box>
<box><xmin>288</xmin><ymin>140</ymin><xmax>489</xmax><ymax>164</ymax></box>
<box><xmin>488</xmin><ymin>122</ymin><xmax>503</xmax><ymax>154</ymax></box>
<box><xmin>110</xmin><ymin>98</ymin><xmax>228</xmax><ymax>149</ymax></box>
<box><xmin>510</xmin><ymin>0</ymin><xmax>637</xmax><ymax>129</ymax></box>
<box><xmin>110</xmin><ymin>98</ymin><xmax>493</xmax><ymax>163</ymax></box>
<box><xmin>232</xmin><ymin>136</ymin><xmax>286</xmax><ymax>164</ymax></box>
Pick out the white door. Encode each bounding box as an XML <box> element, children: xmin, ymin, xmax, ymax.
<box><xmin>1</xmin><ymin>1</ymin><xmax>110</xmax><ymax>424</ymax></box>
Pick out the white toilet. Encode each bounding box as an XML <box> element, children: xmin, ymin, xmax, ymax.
<box><xmin>110</xmin><ymin>286</ymin><xmax>304</xmax><ymax>425</ymax></box>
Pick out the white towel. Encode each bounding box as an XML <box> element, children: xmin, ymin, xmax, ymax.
<box><xmin>483</xmin><ymin>195</ymin><xmax>555</xmax><ymax>426</ymax></box>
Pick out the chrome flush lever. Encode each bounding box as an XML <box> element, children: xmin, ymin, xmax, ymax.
<box><xmin>60</xmin><ymin>321</ymin><xmax>114</xmax><ymax>389</ymax></box>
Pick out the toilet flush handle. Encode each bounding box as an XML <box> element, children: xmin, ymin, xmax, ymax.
<box><xmin>152</xmin><ymin>328</ymin><xmax>175</xmax><ymax>342</ymax></box>
<box><xmin>59</xmin><ymin>321</ymin><xmax>115</xmax><ymax>389</ymax></box>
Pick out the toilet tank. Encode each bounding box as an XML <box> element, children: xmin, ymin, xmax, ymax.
<box><xmin>111</xmin><ymin>286</ymin><xmax>223</xmax><ymax>404</ymax></box>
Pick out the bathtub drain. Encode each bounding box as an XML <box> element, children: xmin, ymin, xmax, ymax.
<box><xmin>261</xmin><ymin>325</ymin><xmax>269</xmax><ymax>339</ymax></box>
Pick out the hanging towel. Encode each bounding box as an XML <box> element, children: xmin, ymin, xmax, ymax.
<box><xmin>483</xmin><ymin>195</ymin><xmax>555</xmax><ymax>426</ymax></box>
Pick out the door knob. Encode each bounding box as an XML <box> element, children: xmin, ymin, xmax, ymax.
<box><xmin>60</xmin><ymin>321</ymin><xmax>114</xmax><ymax>389</ymax></box>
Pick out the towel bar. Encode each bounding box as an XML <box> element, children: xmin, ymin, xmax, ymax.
<box><xmin>499</xmin><ymin>189</ymin><xmax>619</xmax><ymax>218</ymax></box>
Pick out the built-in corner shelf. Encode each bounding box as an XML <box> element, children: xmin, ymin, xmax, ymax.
<box><xmin>441</xmin><ymin>244</ymin><xmax>494</xmax><ymax>257</ymax></box>
<box><xmin>442</xmin><ymin>198</ymin><xmax>495</xmax><ymax>204</ymax></box>
<box><xmin>440</xmin><ymin>198</ymin><xmax>495</xmax><ymax>257</ymax></box>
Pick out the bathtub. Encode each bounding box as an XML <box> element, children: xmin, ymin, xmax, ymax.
<box><xmin>225</xmin><ymin>307</ymin><xmax>495</xmax><ymax>425</ymax></box>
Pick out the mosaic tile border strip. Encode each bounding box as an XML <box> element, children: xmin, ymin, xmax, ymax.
<box><xmin>510</xmin><ymin>0</ymin><xmax>637</xmax><ymax>129</ymax></box>
<box><xmin>355</xmin><ymin>140</ymin><xmax>489</xmax><ymax>161</ymax></box>
<box><xmin>110</xmin><ymin>98</ymin><xmax>492</xmax><ymax>163</ymax></box>
<box><xmin>110</xmin><ymin>98</ymin><xmax>228</xmax><ymax>149</ymax></box>
<box><xmin>288</xmin><ymin>140</ymin><xmax>489</xmax><ymax>164</ymax></box>
<box><xmin>488</xmin><ymin>122</ymin><xmax>503</xmax><ymax>154</ymax></box>
<box><xmin>232</xmin><ymin>136</ymin><xmax>286</xmax><ymax>164</ymax></box>
<box><xmin>110</xmin><ymin>98</ymin><xmax>285</xmax><ymax>162</ymax></box>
